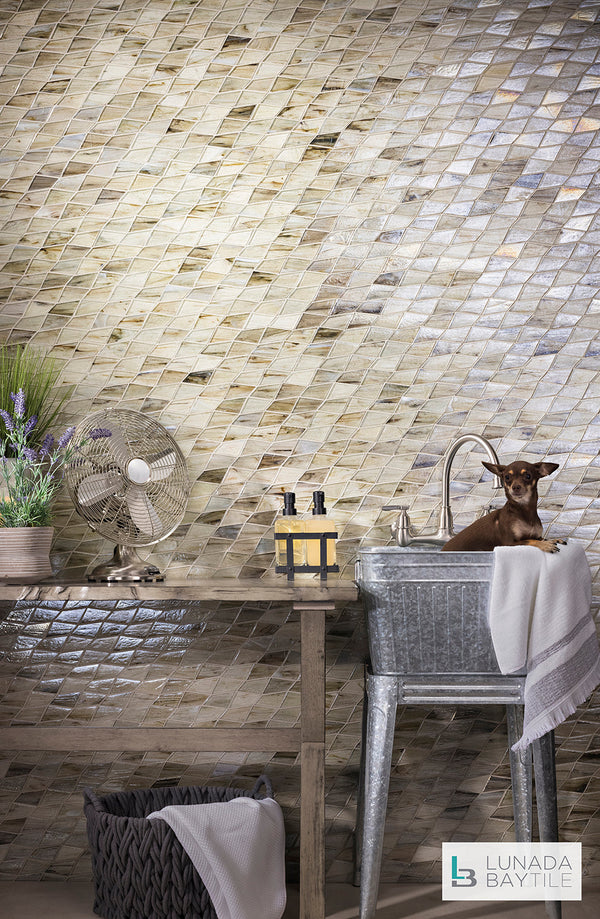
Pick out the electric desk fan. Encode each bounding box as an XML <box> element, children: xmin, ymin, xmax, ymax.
<box><xmin>66</xmin><ymin>409</ymin><xmax>190</xmax><ymax>581</ymax></box>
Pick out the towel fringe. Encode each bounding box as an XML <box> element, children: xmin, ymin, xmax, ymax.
<box><xmin>511</xmin><ymin>659</ymin><xmax>600</xmax><ymax>752</ymax></box>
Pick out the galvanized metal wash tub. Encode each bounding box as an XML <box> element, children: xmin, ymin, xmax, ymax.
<box><xmin>356</xmin><ymin>546</ymin><xmax>500</xmax><ymax>674</ymax></box>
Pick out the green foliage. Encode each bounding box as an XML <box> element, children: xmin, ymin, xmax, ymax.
<box><xmin>0</xmin><ymin>344</ymin><xmax>71</xmax><ymax>451</ymax></box>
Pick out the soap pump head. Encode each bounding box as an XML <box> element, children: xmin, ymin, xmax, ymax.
<box><xmin>312</xmin><ymin>490</ymin><xmax>326</xmax><ymax>515</ymax></box>
<box><xmin>283</xmin><ymin>492</ymin><xmax>297</xmax><ymax>516</ymax></box>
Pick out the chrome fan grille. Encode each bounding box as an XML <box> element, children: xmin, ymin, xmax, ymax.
<box><xmin>65</xmin><ymin>409</ymin><xmax>189</xmax><ymax>546</ymax></box>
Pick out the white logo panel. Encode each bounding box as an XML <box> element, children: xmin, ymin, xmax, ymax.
<box><xmin>442</xmin><ymin>842</ymin><xmax>581</xmax><ymax>901</ymax></box>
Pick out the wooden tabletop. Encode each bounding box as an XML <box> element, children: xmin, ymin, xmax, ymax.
<box><xmin>0</xmin><ymin>577</ymin><xmax>359</xmax><ymax>603</ymax></box>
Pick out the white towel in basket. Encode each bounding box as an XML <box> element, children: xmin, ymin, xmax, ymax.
<box><xmin>489</xmin><ymin>541</ymin><xmax>600</xmax><ymax>751</ymax></box>
<box><xmin>147</xmin><ymin>796</ymin><xmax>286</xmax><ymax>919</ymax></box>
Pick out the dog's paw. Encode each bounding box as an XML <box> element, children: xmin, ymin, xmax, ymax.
<box><xmin>539</xmin><ymin>538</ymin><xmax>563</xmax><ymax>553</ymax></box>
<box><xmin>523</xmin><ymin>538</ymin><xmax>566</xmax><ymax>552</ymax></box>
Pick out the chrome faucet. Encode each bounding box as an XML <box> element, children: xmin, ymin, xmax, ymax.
<box><xmin>384</xmin><ymin>433</ymin><xmax>503</xmax><ymax>547</ymax></box>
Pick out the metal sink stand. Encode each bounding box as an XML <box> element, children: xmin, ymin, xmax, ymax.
<box><xmin>354</xmin><ymin>671</ymin><xmax>560</xmax><ymax>919</ymax></box>
<box><xmin>354</xmin><ymin>548</ymin><xmax>561</xmax><ymax>919</ymax></box>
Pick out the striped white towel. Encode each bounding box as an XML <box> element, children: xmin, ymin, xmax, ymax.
<box><xmin>148</xmin><ymin>796</ymin><xmax>286</xmax><ymax>919</ymax></box>
<box><xmin>489</xmin><ymin>541</ymin><xmax>600</xmax><ymax>751</ymax></box>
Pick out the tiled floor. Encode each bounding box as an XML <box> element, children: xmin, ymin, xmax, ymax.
<box><xmin>2</xmin><ymin>880</ymin><xmax>600</xmax><ymax>919</ymax></box>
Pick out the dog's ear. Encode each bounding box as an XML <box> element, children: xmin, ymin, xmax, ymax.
<box><xmin>482</xmin><ymin>461</ymin><xmax>505</xmax><ymax>476</ymax></box>
<box><xmin>534</xmin><ymin>462</ymin><xmax>559</xmax><ymax>478</ymax></box>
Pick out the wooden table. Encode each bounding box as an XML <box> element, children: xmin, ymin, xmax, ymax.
<box><xmin>0</xmin><ymin>578</ymin><xmax>359</xmax><ymax>919</ymax></box>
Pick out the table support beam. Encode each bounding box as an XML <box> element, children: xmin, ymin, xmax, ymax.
<box><xmin>297</xmin><ymin>601</ymin><xmax>333</xmax><ymax>919</ymax></box>
<box><xmin>0</xmin><ymin>726</ymin><xmax>301</xmax><ymax>753</ymax></box>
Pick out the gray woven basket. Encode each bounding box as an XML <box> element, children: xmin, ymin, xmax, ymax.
<box><xmin>84</xmin><ymin>776</ymin><xmax>273</xmax><ymax>919</ymax></box>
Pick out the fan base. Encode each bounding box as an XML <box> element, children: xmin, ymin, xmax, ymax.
<box><xmin>87</xmin><ymin>545</ymin><xmax>164</xmax><ymax>582</ymax></box>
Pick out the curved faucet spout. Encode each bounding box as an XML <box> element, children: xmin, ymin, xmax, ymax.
<box><xmin>441</xmin><ymin>434</ymin><xmax>502</xmax><ymax>506</ymax></box>
<box><xmin>384</xmin><ymin>433</ymin><xmax>502</xmax><ymax>547</ymax></box>
<box><xmin>438</xmin><ymin>433</ymin><xmax>502</xmax><ymax>540</ymax></box>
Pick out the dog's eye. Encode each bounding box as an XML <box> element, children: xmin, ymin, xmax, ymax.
<box><xmin>524</xmin><ymin>473</ymin><xmax>531</xmax><ymax>481</ymax></box>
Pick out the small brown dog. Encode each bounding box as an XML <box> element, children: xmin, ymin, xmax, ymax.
<box><xmin>442</xmin><ymin>460</ymin><xmax>565</xmax><ymax>553</ymax></box>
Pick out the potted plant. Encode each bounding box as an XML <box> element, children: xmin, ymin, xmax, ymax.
<box><xmin>0</xmin><ymin>388</ymin><xmax>110</xmax><ymax>583</ymax></box>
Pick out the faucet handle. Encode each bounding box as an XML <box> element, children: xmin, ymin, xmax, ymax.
<box><xmin>383</xmin><ymin>505</ymin><xmax>411</xmax><ymax>546</ymax></box>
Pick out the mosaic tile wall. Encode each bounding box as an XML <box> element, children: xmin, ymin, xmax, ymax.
<box><xmin>2</xmin><ymin>0</ymin><xmax>600</xmax><ymax>889</ymax></box>
<box><xmin>0</xmin><ymin>0</ymin><xmax>599</xmax><ymax>587</ymax></box>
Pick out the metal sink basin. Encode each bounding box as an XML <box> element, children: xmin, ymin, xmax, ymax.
<box><xmin>356</xmin><ymin>546</ymin><xmax>499</xmax><ymax>674</ymax></box>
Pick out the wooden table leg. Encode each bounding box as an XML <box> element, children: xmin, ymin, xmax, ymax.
<box><xmin>296</xmin><ymin>601</ymin><xmax>334</xmax><ymax>919</ymax></box>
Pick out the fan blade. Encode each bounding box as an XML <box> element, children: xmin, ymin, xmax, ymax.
<box><xmin>125</xmin><ymin>485</ymin><xmax>163</xmax><ymax>537</ymax></box>
<box><xmin>77</xmin><ymin>472</ymin><xmax>122</xmax><ymax>507</ymax></box>
<box><xmin>149</xmin><ymin>450</ymin><xmax>178</xmax><ymax>481</ymax></box>
<box><xmin>103</xmin><ymin>423</ymin><xmax>131</xmax><ymax>470</ymax></box>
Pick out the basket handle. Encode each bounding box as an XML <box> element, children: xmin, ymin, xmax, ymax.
<box><xmin>83</xmin><ymin>787</ymin><xmax>104</xmax><ymax>813</ymax></box>
<box><xmin>251</xmin><ymin>774</ymin><xmax>273</xmax><ymax>798</ymax></box>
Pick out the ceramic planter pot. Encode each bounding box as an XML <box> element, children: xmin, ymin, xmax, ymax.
<box><xmin>0</xmin><ymin>526</ymin><xmax>53</xmax><ymax>584</ymax></box>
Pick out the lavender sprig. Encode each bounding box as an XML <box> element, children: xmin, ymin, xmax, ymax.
<box><xmin>57</xmin><ymin>426</ymin><xmax>76</xmax><ymax>449</ymax></box>
<box><xmin>39</xmin><ymin>433</ymin><xmax>55</xmax><ymax>456</ymax></box>
<box><xmin>0</xmin><ymin>409</ymin><xmax>13</xmax><ymax>433</ymax></box>
<box><xmin>10</xmin><ymin>389</ymin><xmax>25</xmax><ymax>418</ymax></box>
<box><xmin>23</xmin><ymin>415</ymin><xmax>37</xmax><ymax>436</ymax></box>
<box><xmin>89</xmin><ymin>427</ymin><xmax>112</xmax><ymax>440</ymax></box>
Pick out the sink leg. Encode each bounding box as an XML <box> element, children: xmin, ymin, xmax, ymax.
<box><xmin>506</xmin><ymin>705</ymin><xmax>533</xmax><ymax>842</ymax></box>
<box><xmin>533</xmin><ymin>731</ymin><xmax>561</xmax><ymax>919</ymax></box>
<box><xmin>359</xmin><ymin>673</ymin><xmax>398</xmax><ymax>919</ymax></box>
<box><xmin>353</xmin><ymin>667</ymin><xmax>368</xmax><ymax>887</ymax></box>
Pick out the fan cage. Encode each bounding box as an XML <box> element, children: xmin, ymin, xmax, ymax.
<box><xmin>66</xmin><ymin>410</ymin><xmax>190</xmax><ymax>547</ymax></box>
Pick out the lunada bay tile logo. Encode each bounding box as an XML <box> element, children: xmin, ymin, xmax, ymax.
<box><xmin>442</xmin><ymin>843</ymin><xmax>581</xmax><ymax>900</ymax></box>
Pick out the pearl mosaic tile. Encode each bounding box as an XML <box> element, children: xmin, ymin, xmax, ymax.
<box><xmin>1</xmin><ymin>0</ymin><xmax>600</xmax><ymax>890</ymax></box>
<box><xmin>1</xmin><ymin>0</ymin><xmax>599</xmax><ymax>589</ymax></box>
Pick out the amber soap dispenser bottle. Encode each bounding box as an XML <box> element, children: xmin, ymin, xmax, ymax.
<box><xmin>305</xmin><ymin>490</ymin><xmax>336</xmax><ymax>567</ymax></box>
<box><xmin>274</xmin><ymin>492</ymin><xmax>305</xmax><ymax>567</ymax></box>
